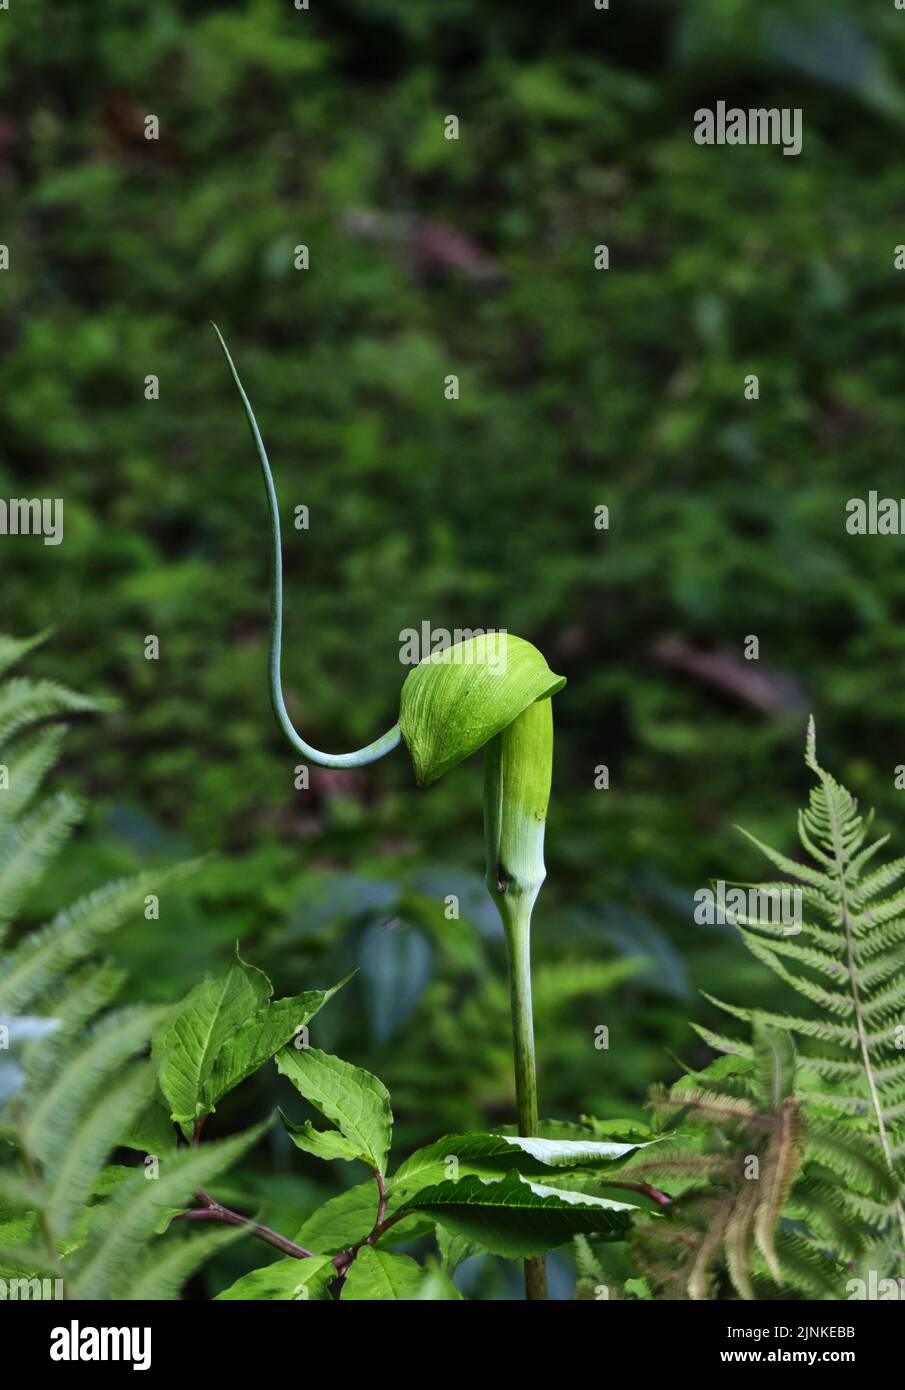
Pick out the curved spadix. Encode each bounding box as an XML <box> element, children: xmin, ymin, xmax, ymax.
<box><xmin>214</xmin><ymin>323</ymin><xmax>400</xmax><ymax>769</ymax></box>
<box><xmin>399</xmin><ymin>634</ymin><xmax>565</xmax><ymax>786</ymax></box>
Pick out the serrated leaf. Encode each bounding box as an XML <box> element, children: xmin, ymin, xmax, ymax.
<box><xmin>275</xmin><ymin>1046</ymin><xmax>392</xmax><ymax>1175</ymax></box>
<box><xmin>393</xmin><ymin>1130</ymin><xmax>660</xmax><ymax>1189</ymax></box>
<box><xmin>341</xmin><ymin>1247</ymin><xmax>423</xmax><ymax>1300</ymax></box>
<box><xmin>399</xmin><ymin>633</ymin><xmax>565</xmax><ymax>786</ymax></box>
<box><xmin>216</xmin><ymin>1254</ymin><xmax>335</xmax><ymax>1301</ymax></box>
<box><xmin>281</xmin><ymin>1116</ymin><xmax>366</xmax><ymax>1163</ymax></box>
<box><xmin>402</xmin><ymin>1171</ymin><xmax>636</xmax><ymax>1258</ymax></box>
<box><xmin>155</xmin><ymin>950</ymin><xmax>271</xmax><ymax>1129</ymax></box>
<box><xmin>204</xmin><ymin>977</ymin><xmax>349</xmax><ymax>1113</ymax></box>
<box><xmin>436</xmin><ymin>1225</ymin><xmax>482</xmax><ymax>1275</ymax></box>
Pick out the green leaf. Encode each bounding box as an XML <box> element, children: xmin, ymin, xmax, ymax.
<box><xmin>281</xmin><ymin>1116</ymin><xmax>366</xmax><ymax>1163</ymax></box>
<box><xmin>394</xmin><ymin>1131</ymin><xmax>659</xmax><ymax>1190</ymax></box>
<box><xmin>205</xmin><ymin>976</ymin><xmax>350</xmax><ymax>1113</ymax></box>
<box><xmin>119</xmin><ymin>1094</ymin><xmax>177</xmax><ymax>1155</ymax></box>
<box><xmin>402</xmin><ymin>1172</ymin><xmax>637</xmax><ymax>1258</ymax></box>
<box><xmin>216</xmin><ymin>1255</ymin><xmax>335</xmax><ymax>1301</ymax></box>
<box><xmin>275</xmin><ymin>1046</ymin><xmax>392</xmax><ymax>1174</ymax></box>
<box><xmin>413</xmin><ymin>1257</ymin><xmax>466</xmax><ymax>1299</ymax></box>
<box><xmin>341</xmin><ymin>1247</ymin><xmax>424</xmax><ymax>1300</ymax></box>
<box><xmin>436</xmin><ymin>1225</ymin><xmax>482</xmax><ymax>1275</ymax></box>
<box><xmin>155</xmin><ymin>950</ymin><xmax>271</xmax><ymax>1129</ymax></box>
<box><xmin>399</xmin><ymin>634</ymin><xmax>565</xmax><ymax>785</ymax></box>
<box><xmin>294</xmin><ymin>1180</ymin><xmax>431</xmax><ymax>1254</ymax></box>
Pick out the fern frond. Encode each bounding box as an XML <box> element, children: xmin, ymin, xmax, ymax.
<box><xmin>789</xmin><ymin>1178</ymin><xmax>869</xmax><ymax>1260</ymax></box>
<box><xmin>70</xmin><ymin>1123</ymin><xmax>268</xmax><ymax>1299</ymax></box>
<box><xmin>124</xmin><ymin>1226</ymin><xmax>243</xmax><ymax>1301</ymax></box>
<box><xmin>850</xmin><ymin>856</ymin><xmax>905</xmax><ymax>907</ymax></box>
<box><xmin>752</xmin><ymin>1025</ymin><xmax>796</xmax><ymax>1111</ymax></box>
<box><xmin>725</xmin><ymin>1179</ymin><xmax>760</xmax><ymax>1300</ymax></box>
<box><xmin>636</xmin><ymin>724</ymin><xmax>905</xmax><ymax>1296</ymax></box>
<box><xmin>688</xmin><ymin>1201</ymin><xmax>730</xmax><ymax>1300</ymax></box>
<box><xmin>573</xmin><ymin>1233</ymin><xmax>605</xmax><ymax>1282</ymax></box>
<box><xmin>0</xmin><ymin>727</ymin><xmax>66</xmax><ymax>836</ymax></box>
<box><xmin>735</xmin><ymin>931</ymin><xmax>849</xmax><ymax>982</ymax></box>
<box><xmin>0</xmin><ymin>631</ymin><xmax>53</xmax><ymax>680</ymax></box>
<box><xmin>689</xmin><ymin>1023</ymin><xmax>752</xmax><ymax>1058</ymax></box>
<box><xmin>0</xmin><ymin>863</ymin><xmax>200</xmax><ymax>1014</ymax></box>
<box><xmin>733</xmin><ymin>827</ymin><xmax>833</xmax><ymax>893</ymax></box>
<box><xmin>24</xmin><ymin>1007</ymin><xmax>164</xmax><ymax>1175</ymax></box>
<box><xmin>804</xmin><ymin>1117</ymin><xmax>898</xmax><ymax>1202</ymax></box>
<box><xmin>0</xmin><ymin>793</ymin><xmax>83</xmax><ymax>939</ymax></box>
<box><xmin>45</xmin><ymin>1062</ymin><xmax>157</xmax><ymax>1242</ymax></box>
<box><xmin>740</xmin><ymin>937</ymin><xmax>853</xmax><ymax>1018</ymax></box>
<box><xmin>0</xmin><ymin>676</ymin><xmax>109</xmax><ymax>747</ymax></box>
<box><xmin>0</xmin><ymin>637</ymin><xmax>225</xmax><ymax>1303</ymax></box>
<box><xmin>755</xmin><ymin>1099</ymin><xmax>806</xmax><ymax>1282</ymax></box>
<box><xmin>763</xmin><ymin>1229</ymin><xmax>840</xmax><ymax>1299</ymax></box>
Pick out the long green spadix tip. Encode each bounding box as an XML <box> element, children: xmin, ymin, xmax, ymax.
<box><xmin>214</xmin><ymin>322</ymin><xmax>401</xmax><ymax>770</ymax></box>
<box><xmin>399</xmin><ymin>634</ymin><xmax>564</xmax><ymax>786</ymax></box>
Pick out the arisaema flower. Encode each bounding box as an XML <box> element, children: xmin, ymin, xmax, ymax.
<box><xmin>215</xmin><ymin>326</ymin><xmax>565</xmax><ymax>1299</ymax></box>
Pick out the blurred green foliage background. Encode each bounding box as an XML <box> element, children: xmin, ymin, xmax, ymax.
<box><xmin>3</xmin><ymin>0</ymin><xmax>905</xmax><ymax>1295</ymax></box>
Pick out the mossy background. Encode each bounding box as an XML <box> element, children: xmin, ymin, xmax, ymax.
<box><xmin>2</xmin><ymin>0</ymin><xmax>905</xmax><ymax>1295</ymax></box>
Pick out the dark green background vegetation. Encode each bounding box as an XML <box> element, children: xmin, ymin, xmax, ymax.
<box><xmin>2</xmin><ymin>0</ymin><xmax>905</xmax><ymax>1295</ymax></box>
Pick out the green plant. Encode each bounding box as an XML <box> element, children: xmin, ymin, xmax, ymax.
<box><xmin>618</xmin><ymin>726</ymin><xmax>905</xmax><ymax>1298</ymax></box>
<box><xmin>214</xmin><ymin>325</ymin><xmax>567</xmax><ymax>1297</ymax></box>
<box><xmin>0</xmin><ymin>633</ymin><xmax>250</xmax><ymax>1298</ymax></box>
<box><xmin>0</xmin><ymin>633</ymin><xmax>663</xmax><ymax>1300</ymax></box>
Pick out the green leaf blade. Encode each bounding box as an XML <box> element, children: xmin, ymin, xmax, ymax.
<box><xmin>341</xmin><ymin>1247</ymin><xmax>424</xmax><ymax>1300</ymax></box>
<box><xmin>275</xmin><ymin>1046</ymin><xmax>392</xmax><ymax>1175</ymax></box>
<box><xmin>402</xmin><ymin>1172</ymin><xmax>637</xmax><ymax>1259</ymax></box>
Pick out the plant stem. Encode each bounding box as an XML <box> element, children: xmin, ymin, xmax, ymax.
<box><xmin>370</xmin><ymin>1169</ymin><xmax>388</xmax><ymax>1236</ymax></box>
<box><xmin>180</xmin><ymin>1126</ymin><xmax>314</xmax><ymax>1258</ymax></box>
<box><xmin>484</xmin><ymin>698</ymin><xmax>554</xmax><ymax>1302</ymax></box>
<box><xmin>502</xmin><ymin>898</ymin><xmax>540</xmax><ymax>1141</ymax></box>
<box><xmin>500</xmin><ymin>895</ymin><xmax>548</xmax><ymax>1301</ymax></box>
<box><xmin>176</xmin><ymin>1191</ymin><xmax>315</xmax><ymax>1260</ymax></box>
